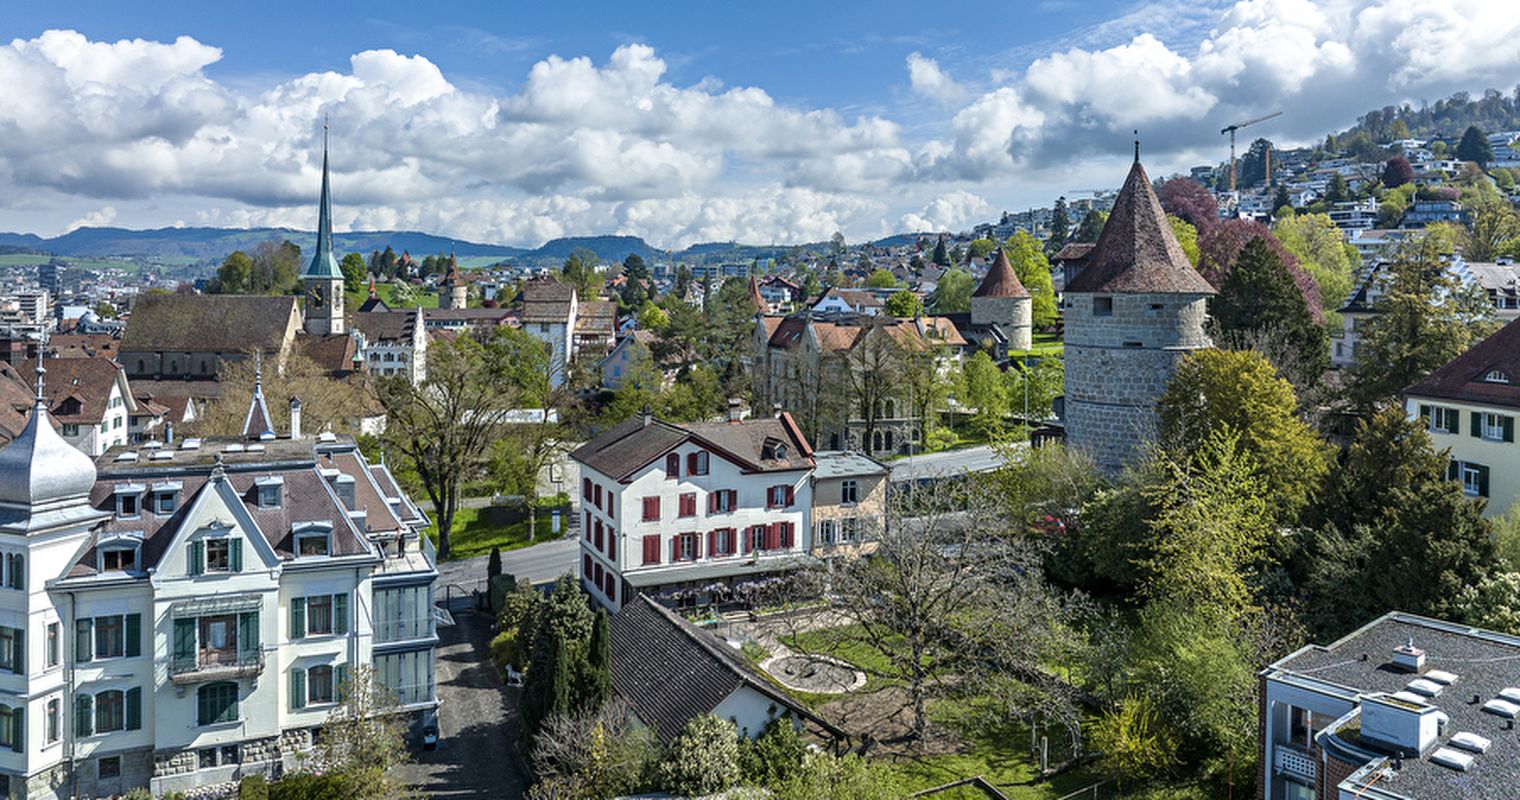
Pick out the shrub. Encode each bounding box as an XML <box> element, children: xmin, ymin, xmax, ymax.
<box><xmin>269</xmin><ymin>772</ymin><xmax>364</xmax><ymax>800</ymax></box>
<box><xmin>239</xmin><ymin>773</ymin><xmax>270</xmax><ymax>800</ymax></box>
<box><xmin>657</xmin><ymin>714</ymin><xmax>740</xmax><ymax>796</ymax></box>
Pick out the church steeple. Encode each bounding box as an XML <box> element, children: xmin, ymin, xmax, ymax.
<box><xmin>304</xmin><ymin>123</ymin><xmax>344</xmax><ymax>281</ymax></box>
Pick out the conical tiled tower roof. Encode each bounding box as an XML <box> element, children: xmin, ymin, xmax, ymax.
<box><xmin>973</xmin><ymin>249</ymin><xmax>1030</xmax><ymax>299</ymax></box>
<box><xmin>1065</xmin><ymin>159</ymin><xmax>1215</xmax><ymax>295</ymax></box>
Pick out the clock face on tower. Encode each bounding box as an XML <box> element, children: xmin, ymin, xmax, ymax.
<box><xmin>307</xmin><ymin>283</ymin><xmax>325</xmax><ymax>309</ymax></box>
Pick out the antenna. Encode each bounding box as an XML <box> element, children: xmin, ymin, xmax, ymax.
<box><xmin>1133</xmin><ymin>130</ymin><xmax>1140</xmax><ymax>163</ymax></box>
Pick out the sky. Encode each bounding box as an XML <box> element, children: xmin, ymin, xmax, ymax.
<box><xmin>4</xmin><ymin>0</ymin><xmax>1520</xmax><ymax>250</ymax></box>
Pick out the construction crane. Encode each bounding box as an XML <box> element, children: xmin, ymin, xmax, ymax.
<box><xmin>1221</xmin><ymin>111</ymin><xmax>1282</xmax><ymax>193</ymax></box>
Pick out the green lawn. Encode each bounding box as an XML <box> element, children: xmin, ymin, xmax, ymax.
<box><xmin>422</xmin><ymin>506</ymin><xmax>558</xmax><ymax>560</ymax></box>
<box><xmin>1010</xmin><ymin>331</ymin><xmax>1064</xmax><ymax>358</ymax></box>
<box><xmin>891</xmin><ymin>700</ymin><xmax>1103</xmax><ymax>799</ymax></box>
<box><xmin>347</xmin><ymin>281</ymin><xmax>441</xmax><ymax>310</ymax></box>
<box><xmin>783</xmin><ymin>626</ymin><xmax>905</xmax><ymax>693</ymax></box>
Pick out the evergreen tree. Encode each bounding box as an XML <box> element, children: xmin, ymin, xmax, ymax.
<box><xmin>673</xmin><ymin>264</ymin><xmax>692</xmax><ymax>299</ymax></box>
<box><xmin>1046</xmin><ymin>197</ymin><xmax>1071</xmax><ymax>257</ymax></box>
<box><xmin>1211</xmin><ymin>236</ymin><xmax>1327</xmax><ymax>375</ymax></box>
<box><xmin>931</xmin><ymin>235</ymin><xmax>950</xmax><ymax>267</ymax></box>
<box><xmin>1272</xmin><ymin>184</ymin><xmax>1292</xmax><ymax>215</ymax></box>
<box><xmin>1325</xmin><ymin>174</ymin><xmax>1349</xmax><ymax>204</ymax></box>
<box><xmin>581</xmin><ymin>610</ymin><xmax>612</xmax><ymax>712</ymax></box>
<box><xmin>487</xmin><ymin>546</ymin><xmax>502</xmax><ymax>579</ymax></box>
<box><xmin>1457</xmin><ymin>124</ymin><xmax>1494</xmax><ymax>167</ymax></box>
<box><xmin>549</xmin><ymin>632</ymin><xmax>572</xmax><ymax>720</ymax></box>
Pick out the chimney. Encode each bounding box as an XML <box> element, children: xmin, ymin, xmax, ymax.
<box><xmin>772</xmin><ymin>403</ymin><xmax>783</xmax><ymax>419</ymax></box>
<box><xmin>639</xmin><ymin>405</ymin><xmax>652</xmax><ymax>427</ymax></box>
<box><xmin>289</xmin><ymin>396</ymin><xmax>303</xmax><ymax>440</ymax></box>
<box><xmin>1393</xmin><ymin>636</ymin><xmax>1426</xmax><ymax>672</ymax></box>
<box><xmin>727</xmin><ymin>397</ymin><xmax>745</xmax><ymax>424</ymax></box>
<box><xmin>164</xmin><ymin>422</ymin><xmax>174</xmax><ymax>446</ymax></box>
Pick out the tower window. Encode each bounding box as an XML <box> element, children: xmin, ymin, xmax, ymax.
<box><xmin>1093</xmin><ymin>297</ymin><xmax>1113</xmax><ymax>317</ymax></box>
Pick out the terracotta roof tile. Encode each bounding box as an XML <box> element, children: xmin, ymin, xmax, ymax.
<box><xmin>1066</xmin><ymin>160</ymin><xmax>1215</xmax><ymax>295</ymax></box>
<box><xmin>973</xmin><ymin>249</ymin><xmax>1030</xmax><ymax>299</ymax></box>
<box><xmin>1406</xmin><ymin>316</ymin><xmax>1520</xmax><ymax>408</ymax></box>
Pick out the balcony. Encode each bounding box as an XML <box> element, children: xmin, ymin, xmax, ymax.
<box><xmin>1273</xmin><ymin>743</ymin><xmax>1317</xmax><ymax>783</ymax></box>
<box><xmin>170</xmin><ymin>648</ymin><xmax>265</xmax><ymax>684</ymax></box>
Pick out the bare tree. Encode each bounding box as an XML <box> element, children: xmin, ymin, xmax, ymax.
<box><xmin>196</xmin><ymin>343</ymin><xmax>375</xmax><ymax>437</ymax></box>
<box><xmin>311</xmin><ymin>664</ymin><xmax>411</xmax><ymax>798</ymax></box>
<box><xmin>785</xmin><ymin>479</ymin><xmax>1074</xmax><ymax>744</ymax></box>
<box><xmin>527</xmin><ymin>700</ymin><xmax>657</xmax><ymax>799</ymax></box>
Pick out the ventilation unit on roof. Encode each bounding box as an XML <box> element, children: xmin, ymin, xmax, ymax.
<box><xmin>149</xmin><ymin>451</ymin><xmax>173</xmax><ymax>461</ymax></box>
<box><xmin>223</xmin><ymin>444</ymin><xmax>244</xmax><ymax>454</ymax></box>
<box><xmin>1407</xmin><ymin>678</ymin><xmax>1444</xmax><ymax>698</ymax></box>
<box><xmin>1499</xmin><ymin>687</ymin><xmax>1520</xmax><ymax>704</ymax></box>
<box><xmin>180</xmin><ymin>438</ymin><xmax>201</xmax><ymax>450</ymax></box>
<box><xmin>1481</xmin><ymin>698</ymin><xmax>1519</xmax><ymax>718</ymax></box>
<box><xmin>142</xmin><ymin>440</ymin><xmax>162</xmax><ymax>451</ymax></box>
<box><xmin>1391</xmin><ymin>690</ymin><xmax>1428</xmax><ymax>705</ymax></box>
<box><xmin>318</xmin><ymin>431</ymin><xmax>337</xmax><ymax>443</ymax></box>
<box><xmin>246</xmin><ymin>444</ymin><xmax>266</xmax><ymax>453</ymax></box>
<box><xmin>1450</xmin><ymin>732</ymin><xmax>1491</xmax><ymax>753</ymax></box>
<box><xmin>1425</xmin><ymin>669</ymin><xmax>1458</xmax><ymax>685</ymax></box>
<box><xmin>1393</xmin><ymin>637</ymin><xmax>1426</xmax><ymax>672</ymax></box>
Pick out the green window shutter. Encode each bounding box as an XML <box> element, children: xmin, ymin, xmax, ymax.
<box><xmin>238</xmin><ymin>611</ymin><xmax>259</xmax><ymax>658</ymax></box>
<box><xmin>1506</xmin><ymin>416</ymin><xmax>1515</xmax><ymax>443</ymax></box>
<box><xmin>1480</xmin><ymin>465</ymin><xmax>1491</xmax><ymax>498</ymax></box>
<box><xmin>13</xmin><ymin>556</ymin><xmax>22</xmax><ymax>591</ymax></box>
<box><xmin>11</xmin><ymin>627</ymin><xmax>22</xmax><ymax>675</ymax></box>
<box><xmin>230</xmin><ymin>539</ymin><xmax>243</xmax><ymax>573</ymax></box>
<box><xmin>74</xmin><ymin>695</ymin><xmax>92</xmax><ymax>738</ymax></box>
<box><xmin>125</xmin><ymin>687</ymin><xmax>141</xmax><ymax>731</ymax></box>
<box><xmin>291</xmin><ymin>668</ymin><xmax>306</xmax><ymax>710</ymax></box>
<box><xmin>334</xmin><ymin>594</ymin><xmax>349</xmax><ymax>635</ymax></box>
<box><xmin>1448</xmin><ymin>459</ymin><xmax>1461</xmax><ymax>481</ymax></box>
<box><xmin>336</xmin><ymin>663</ymin><xmax>350</xmax><ymax>700</ymax></box>
<box><xmin>290</xmin><ymin>598</ymin><xmax>305</xmax><ymax>640</ymax></box>
<box><xmin>172</xmin><ymin>618</ymin><xmax>195</xmax><ymax>669</ymax></box>
<box><xmin>197</xmin><ymin>686</ymin><xmax>208</xmax><ymax>726</ymax></box>
<box><xmin>125</xmin><ymin>614</ymin><xmax>141</xmax><ymax>658</ymax></box>
<box><xmin>10</xmin><ymin>705</ymin><xmax>21</xmax><ymax>752</ymax></box>
<box><xmin>1472</xmin><ymin>411</ymin><xmax>1482</xmax><ymax>438</ymax></box>
<box><xmin>75</xmin><ymin>619</ymin><xmax>93</xmax><ymax>664</ymax></box>
<box><xmin>188</xmin><ymin>541</ymin><xmax>203</xmax><ymax>576</ymax></box>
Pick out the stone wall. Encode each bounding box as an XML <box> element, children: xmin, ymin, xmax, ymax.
<box><xmin>1063</xmin><ymin>291</ymin><xmax>1211</xmax><ymax>471</ymax></box>
<box><xmin>971</xmin><ymin>295</ymin><xmax>1033</xmax><ymax>351</ymax></box>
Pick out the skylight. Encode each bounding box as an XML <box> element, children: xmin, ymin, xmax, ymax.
<box><xmin>1450</xmin><ymin>732</ymin><xmax>1491</xmax><ymax>754</ymax></box>
<box><xmin>1431</xmin><ymin>747</ymin><xmax>1474</xmax><ymax>772</ymax></box>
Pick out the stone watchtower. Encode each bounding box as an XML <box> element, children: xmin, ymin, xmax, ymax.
<box><xmin>438</xmin><ymin>254</ymin><xmax>468</xmax><ymax>310</ymax></box>
<box><xmin>301</xmin><ymin>129</ymin><xmax>346</xmax><ymax>336</ymax></box>
<box><xmin>1063</xmin><ymin>152</ymin><xmax>1215</xmax><ymax>471</ymax></box>
<box><xmin>970</xmin><ymin>248</ymin><xmax>1033</xmax><ymax>351</ymax></box>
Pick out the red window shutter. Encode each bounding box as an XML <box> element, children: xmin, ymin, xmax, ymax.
<box><xmin>666</xmin><ymin>453</ymin><xmax>680</xmax><ymax>478</ymax></box>
<box><xmin>643</xmin><ymin>496</ymin><xmax>660</xmax><ymax>521</ymax></box>
<box><xmin>608</xmin><ymin>496</ymin><xmax>614</xmax><ymax>520</ymax></box>
<box><xmin>606</xmin><ymin>575</ymin><xmax>617</xmax><ymax>603</ymax></box>
<box><xmin>707</xmin><ymin>492</ymin><xmax>717</xmax><ymax>514</ymax></box>
<box><xmin>642</xmin><ymin>535</ymin><xmax>660</xmax><ymax>565</ymax></box>
<box><xmin>690</xmin><ymin>532</ymin><xmax>701</xmax><ymax>560</ymax></box>
<box><xmin>583</xmin><ymin>554</ymin><xmax>592</xmax><ymax>576</ymax></box>
<box><xmin>582</xmin><ymin>478</ymin><xmax>591</xmax><ymax>499</ymax></box>
<box><xmin>742</xmin><ymin>527</ymin><xmax>752</xmax><ymax>553</ymax></box>
<box><xmin>780</xmin><ymin>522</ymin><xmax>794</xmax><ymax>548</ymax></box>
<box><xmin>708</xmin><ymin>530</ymin><xmax>717</xmax><ymax>558</ymax></box>
<box><xmin>606</xmin><ymin>528</ymin><xmax>616</xmax><ymax>561</ymax></box>
<box><xmin>679</xmin><ymin>493</ymin><xmax>695</xmax><ymax>517</ymax></box>
<box><xmin>594</xmin><ymin>563</ymin><xmax>603</xmax><ymax>584</ymax></box>
<box><xmin>584</xmin><ymin>512</ymin><xmax>591</xmax><ymax>540</ymax></box>
<box><xmin>785</xmin><ymin>486</ymin><xmax>795</xmax><ymax>507</ymax></box>
<box><xmin>766</xmin><ymin>523</ymin><xmax>780</xmax><ymax>550</ymax></box>
<box><xmin>594</xmin><ymin>521</ymin><xmax>603</xmax><ymax>550</ymax></box>
<box><xmin>594</xmin><ymin>484</ymin><xmax>602</xmax><ymax>509</ymax></box>
<box><xmin>687</xmin><ymin>452</ymin><xmax>698</xmax><ymax>474</ymax></box>
<box><xmin>729</xmin><ymin>489</ymin><xmax>738</xmax><ymax>509</ymax></box>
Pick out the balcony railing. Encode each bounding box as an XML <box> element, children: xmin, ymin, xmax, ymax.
<box><xmin>169</xmin><ymin>649</ymin><xmax>265</xmax><ymax>684</ymax></box>
<box><xmin>1273</xmin><ymin>743</ymin><xmax>1317</xmax><ymax>783</ymax></box>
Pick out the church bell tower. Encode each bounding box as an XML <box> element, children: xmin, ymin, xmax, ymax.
<box><xmin>302</xmin><ymin>125</ymin><xmax>346</xmax><ymax>336</ymax></box>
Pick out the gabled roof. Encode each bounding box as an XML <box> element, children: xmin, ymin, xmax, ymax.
<box><xmin>1406</xmin><ymin>315</ymin><xmax>1520</xmax><ymax>409</ymax></box>
<box><xmin>353</xmin><ymin>310</ymin><xmax>417</xmax><ymax>343</ymax></box>
<box><xmin>121</xmin><ymin>294</ymin><xmax>299</xmax><ymax>354</ymax></box>
<box><xmin>1051</xmin><ymin>242</ymin><xmax>1096</xmax><ymax>263</ymax></box>
<box><xmin>571</xmin><ymin>412</ymin><xmax>813</xmax><ymax>481</ymax></box>
<box><xmin>972</xmin><ymin>249</ymin><xmax>1029</xmax><ymax>299</ymax></box>
<box><xmin>42</xmin><ymin>357</ymin><xmax>131</xmax><ymax>425</ymax></box>
<box><xmin>610</xmin><ymin>594</ymin><xmax>840</xmax><ymax>742</ymax></box>
<box><xmin>520</xmin><ymin>277</ymin><xmax>576</xmax><ymax>323</ymax></box>
<box><xmin>1065</xmin><ymin>159</ymin><xmax>1215</xmax><ymax>295</ymax></box>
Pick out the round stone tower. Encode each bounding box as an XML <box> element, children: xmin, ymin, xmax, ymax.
<box><xmin>970</xmin><ymin>248</ymin><xmax>1033</xmax><ymax>351</ymax></box>
<box><xmin>438</xmin><ymin>255</ymin><xmax>468</xmax><ymax>310</ymax></box>
<box><xmin>1063</xmin><ymin>154</ymin><xmax>1215</xmax><ymax>472</ymax></box>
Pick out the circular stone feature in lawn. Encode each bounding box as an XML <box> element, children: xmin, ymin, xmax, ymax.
<box><xmin>762</xmin><ymin>654</ymin><xmax>866</xmax><ymax>694</ymax></box>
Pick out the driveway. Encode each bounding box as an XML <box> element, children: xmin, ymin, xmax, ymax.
<box><xmin>399</xmin><ymin>608</ymin><xmax>528</xmax><ymax>798</ymax></box>
<box><xmin>435</xmin><ymin>536</ymin><xmax>579</xmax><ymax>599</ymax></box>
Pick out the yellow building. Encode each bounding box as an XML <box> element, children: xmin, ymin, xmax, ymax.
<box><xmin>1405</xmin><ymin>317</ymin><xmax>1520</xmax><ymax>516</ymax></box>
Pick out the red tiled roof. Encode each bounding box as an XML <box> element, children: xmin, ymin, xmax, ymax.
<box><xmin>1406</xmin><ymin>316</ymin><xmax>1520</xmax><ymax>409</ymax></box>
<box><xmin>1066</xmin><ymin>160</ymin><xmax>1215</xmax><ymax>295</ymax></box>
<box><xmin>973</xmin><ymin>249</ymin><xmax>1030</xmax><ymax>299</ymax></box>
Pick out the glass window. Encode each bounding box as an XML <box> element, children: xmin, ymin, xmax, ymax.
<box><xmin>0</xmin><ymin>628</ymin><xmax>13</xmax><ymax>671</ymax></box>
<box><xmin>221</xmin><ymin>746</ymin><xmax>240</xmax><ymax>765</ymax></box>
<box><xmin>205</xmin><ymin>539</ymin><xmax>231</xmax><ymax>572</ymax></box>
<box><xmin>1463</xmin><ymin>463</ymin><xmax>1486</xmax><ymax>497</ymax></box>
<box><xmin>841</xmin><ymin>480</ymin><xmax>860</xmax><ymax>504</ymax></box>
<box><xmin>1093</xmin><ymin>296</ymin><xmax>1114</xmax><ymax>317</ymax></box>
<box><xmin>198</xmin><ymin>749</ymin><xmax>217</xmax><ymax>769</ymax></box>
<box><xmin>678</xmin><ymin>534</ymin><xmax>696</xmax><ymax>561</ymax></box>
<box><xmin>197</xmin><ymin>682</ymin><xmax>238</xmax><ymax>726</ymax></box>
<box><xmin>1428</xmin><ymin>406</ymin><xmax>1458</xmax><ymax>434</ymax></box>
<box><xmin>259</xmin><ymin>486</ymin><xmax>281</xmax><ymax>508</ymax></box>
<box><xmin>96</xmin><ymin>616</ymin><xmax>125</xmax><ymax>659</ymax></box>
<box><xmin>102</xmin><ymin>548</ymin><xmax>136</xmax><ymax>572</ymax></box>
<box><xmin>1482</xmin><ymin>413</ymin><xmax>1508</xmax><ymax>441</ymax></box>
<box><xmin>46</xmin><ymin>623</ymin><xmax>58</xmax><ymax>668</ymax></box>
<box><xmin>308</xmin><ymin>665</ymin><xmax>335</xmax><ymax>704</ymax></box>
<box><xmin>96</xmin><ymin>690</ymin><xmax>125</xmax><ymax>733</ymax></box>
<box><xmin>298</xmin><ymin>535</ymin><xmax>329</xmax><ymax>557</ymax></box>
<box><xmin>98</xmin><ymin>756</ymin><xmax>121</xmax><ymax>779</ymax></box>
<box><xmin>307</xmin><ymin>596</ymin><xmax>334</xmax><ymax>636</ymax></box>
<box><xmin>46</xmin><ymin>698</ymin><xmax>58</xmax><ymax>743</ymax></box>
<box><xmin>155</xmin><ymin>493</ymin><xmax>176</xmax><ymax>514</ymax></box>
<box><xmin>817</xmin><ymin>520</ymin><xmax>836</xmax><ymax>545</ymax></box>
<box><xmin>118</xmin><ymin>493</ymin><xmax>138</xmax><ymax>517</ymax></box>
<box><xmin>841</xmin><ymin>517</ymin><xmax>859</xmax><ymax>543</ymax></box>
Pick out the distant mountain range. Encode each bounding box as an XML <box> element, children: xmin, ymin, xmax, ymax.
<box><xmin>0</xmin><ymin>226</ymin><xmax>935</xmax><ymax>269</ymax></box>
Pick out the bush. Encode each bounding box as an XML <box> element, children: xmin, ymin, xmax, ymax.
<box><xmin>269</xmin><ymin>772</ymin><xmax>364</xmax><ymax>800</ymax></box>
<box><xmin>739</xmin><ymin>717</ymin><xmax>808</xmax><ymax>786</ymax></box>
<box><xmin>239</xmin><ymin>774</ymin><xmax>270</xmax><ymax>800</ymax></box>
<box><xmin>121</xmin><ymin>790</ymin><xmax>154</xmax><ymax>800</ymax></box>
<box><xmin>657</xmin><ymin>714</ymin><xmax>741</xmax><ymax>796</ymax></box>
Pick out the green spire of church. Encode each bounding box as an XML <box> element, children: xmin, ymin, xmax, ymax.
<box><xmin>303</xmin><ymin>123</ymin><xmax>344</xmax><ymax>280</ymax></box>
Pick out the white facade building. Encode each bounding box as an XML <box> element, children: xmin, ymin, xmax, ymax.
<box><xmin>0</xmin><ymin>370</ymin><xmax>437</xmax><ymax>798</ymax></box>
<box><xmin>571</xmin><ymin>407</ymin><xmax>815</xmax><ymax>612</ymax></box>
<box><xmin>520</xmin><ymin>278</ymin><xmax>578</xmax><ymax>388</ymax></box>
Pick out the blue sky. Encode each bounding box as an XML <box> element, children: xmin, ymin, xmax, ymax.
<box><xmin>3</xmin><ymin>1</ymin><xmax>1519</xmax><ymax>248</ymax></box>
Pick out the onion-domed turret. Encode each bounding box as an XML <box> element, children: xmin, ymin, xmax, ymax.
<box><xmin>0</xmin><ymin>365</ymin><xmax>97</xmax><ymax>510</ymax></box>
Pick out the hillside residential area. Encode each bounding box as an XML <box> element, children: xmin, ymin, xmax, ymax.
<box><xmin>7</xmin><ymin>4</ymin><xmax>1520</xmax><ymax>800</ymax></box>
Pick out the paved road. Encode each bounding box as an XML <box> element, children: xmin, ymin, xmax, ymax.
<box><xmin>888</xmin><ymin>443</ymin><xmax>1021</xmax><ymax>483</ymax></box>
<box><xmin>400</xmin><ymin>609</ymin><xmax>528</xmax><ymax>799</ymax></box>
<box><xmin>435</xmin><ymin>537</ymin><xmax>579</xmax><ymax>598</ymax></box>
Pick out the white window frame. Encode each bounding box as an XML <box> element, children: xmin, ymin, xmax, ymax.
<box><xmin>840</xmin><ymin>517</ymin><xmax>859</xmax><ymax>543</ymax></box>
<box><xmin>817</xmin><ymin>520</ymin><xmax>836</xmax><ymax>545</ymax></box>
<box><xmin>1428</xmin><ymin>406</ymin><xmax>1458</xmax><ymax>434</ymax></box>
<box><xmin>1482</xmin><ymin>413</ymin><xmax>1507</xmax><ymax>442</ymax></box>
<box><xmin>99</xmin><ymin>543</ymin><xmax>140</xmax><ymax>574</ymax></box>
<box><xmin>1462</xmin><ymin>463</ymin><xmax>1484</xmax><ymax>497</ymax></box>
<box><xmin>203</xmin><ymin>536</ymin><xmax>232</xmax><ymax>573</ymax></box>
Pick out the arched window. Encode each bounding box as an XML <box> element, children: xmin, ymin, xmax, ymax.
<box><xmin>885</xmin><ymin>431</ymin><xmax>894</xmax><ymax>452</ymax></box>
<box><xmin>95</xmin><ymin>689</ymin><xmax>126</xmax><ymax>733</ymax></box>
<box><xmin>884</xmin><ymin>400</ymin><xmax>895</xmax><ymax>418</ymax></box>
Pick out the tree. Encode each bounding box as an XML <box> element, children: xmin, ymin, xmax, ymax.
<box><xmin>1325</xmin><ymin>173</ymin><xmax>1349</xmax><ymax>204</ymax></box>
<box><xmin>830</xmin><ymin>231</ymin><xmax>846</xmax><ymax>257</ymax></box>
<box><xmin>1272</xmin><ymin>213</ymin><xmax>1358</xmax><ymax>326</ymax></box>
<box><xmin>312</xmin><ymin>665</ymin><xmax>411</xmax><ymax>799</ymax></box>
<box><xmin>959</xmin><ymin>350</ymin><xmax>1007</xmax><ymax>436</ymax></box>
<box><xmin>864</xmin><ymin>268</ymin><xmax>899</xmax><ymax>289</ymax></box>
<box><xmin>248</xmin><ymin>240</ymin><xmax>302</xmax><ymax>295</ymax></box>
<box><xmin>884</xmin><ymin>289</ymin><xmax>921</xmax><ymax>317</ymax></box>
<box><xmin>1199</xmin><ymin>219</ymin><xmax>1323</xmax><ymax>322</ymax></box>
<box><xmin>1158</xmin><ymin>348</ymin><xmax>1329</xmax><ymax>522</ymax></box>
<box><xmin>521</xmin><ymin>576</ymin><xmax>595</xmax><ymax>743</ymax></box>
<box><xmin>91</xmin><ymin>301</ymin><xmax>117</xmax><ymax>319</ymax></box>
<box><xmin>376</xmin><ymin>328</ymin><xmax>550</xmax><ymax>559</ymax></box>
<box><xmin>788</xmin><ymin>479</ymin><xmax>1071</xmax><ymax>743</ymax></box>
<box><xmin>1462</xmin><ymin>196</ymin><xmax>1520</xmax><ymax>261</ymax></box>
<box><xmin>1457</xmin><ymin>124</ymin><xmax>1494</xmax><ymax>167</ymax></box>
<box><xmin>1002</xmin><ymin>355</ymin><xmax>1064</xmax><ymax>420</ymax></box>
<box><xmin>487</xmin><ymin>546</ymin><xmax>502</xmax><ymax>579</ymax></box>
<box><xmin>770</xmin><ymin>752</ymin><xmax>904</xmax><ymax>800</ymax></box>
<box><xmin>932</xmin><ymin>268</ymin><xmax>974</xmax><ymax>313</ymax></box>
<box><xmin>1158</xmin><ymin>178</ymin><xmax>1221</xmax><ymax>234</ymax></box>
<box><xmin>673</xmin><ymin>263</ymin><xmax>692</xmax><ymax>299</ymax></box>
<box><xmin>620</xmin><ymin>253</ymin><xmax>650</xmax><ymax>308</ymax></box>
<box><xmin>340</xmin><ymin>252</ymin><xmax>367</xmax><ymax>295</ymax></box>
<box><xmin>528</xmin><ymin>701</ymin><xmax>658</xmax><ymax>800</ymax></box>
<box><xmin>1003</xmin><ymin>231</ymin><xmax>1057</xmax><ymax>326</ymax></box>
<box><xmin>197</xmin><ymin>344</ymin><xmax>373</xmax><ymax>437</ymax></box>
<box><xmin>1239</xmin><ymin>138</ymin><xmax>1274</xmax><ymax>187</ymax></box>
<box><xmin>1348</xmin><ymin>235</ymin><xmax>1496</xmax><ymax>407</ymax></box>
<box><xmin>560</xmin><ymin>249</ymin><xmax>604</xmax><ymax>299</ymax></box>
<box><xmin>1302</xmin><ymin>408</ymin><xmax>1497</xmax><ymax>637</ymax></box>
<box><xmin>1167</xmin><ymin>215</ymin><xmax>1200</xmax><ymax>267</ymax></box>
<box><xmin>1090</xmin><ymin>694</ymin><xmax>1178</xmax><ymax>786</ymax></box>
<box><xmin>1272</xmin><ymin>184</ymin><xmax>1292</xmax><ymax>215</ymax></box>
<box><xmin>1211</xmin><ymin>236</ymin><xmax>1327</xmax><ymax>376</ymax></box>
<box><xmin>966</xmin><ymin>238</ymin><xmax>999</xmax><ymax>262</ymax></box>
<box><xmin>582</xmin><ymin>610</ymin><xmax>612</xmax><ymax>712</ymax></box>
<box><xmin>1382</xmin><ymin>156</ymin><xmax>1415</xmax><ymax>187</ymax></box>
<box><xmin>739</xmin><ymin>718</ymin><xmax>810</xmax><ymax>787</ymax></box>
<box><xmin>657</xmin><ymin>715</ymin><xmax>741</xmax><ymax>796</ymax></box>
<box><xmin>1073</xmin><ymin>209</ymin><xmax>1107</xmax><ymax>242</ymax></box>
<box><xmin>840</xmin><ymin>324</ymin><xmax>911</xmax><ymax>456</ymax></box>
<box><xmin>931</xmin><ymin>235</ymin><xmax>950</xmax><ymax>266</ymax></box>
<box><xmin>215</xmin><ymin>250</ymin><xmax>253</xmax><ymax>294</ymax></box>
<box><xmin>1047</xmin><ymin>196</ymin><xmax>1071</xmax><ymax>257</ymax></box>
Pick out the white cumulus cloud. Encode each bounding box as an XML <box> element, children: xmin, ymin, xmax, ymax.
<box><xmin>900</xmin><ymin>191</ymin><xmax>991</xmax><ymax>233</ymax></box>
<box><xmin>906</xmin><ymin>52</ymin><xmax>968</xmax><ymax>105</ymax></box>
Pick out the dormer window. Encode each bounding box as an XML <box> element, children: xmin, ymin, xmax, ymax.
<box><xmin>333</xmin><ymin>475</ymin><xmax>356</xmax><ymax>509</ymax></box>
<box><xmin>99</xmin><ymin>540</ymin><xmax>140</xmax><ymax>573</ymax></box>
<box><xmin>113</xmin><ymin>485</ymin><xmax>145</xmax><ymax>518</ymax></box>
<box><xmin>255</xmin><ymin>477</ymin><xmax>284</xmax><ymax>509</ymax></box>
<box><xmin>1484</xmin><ymin>369</ymin><xmax>1512</xmax><ymax>384</ymax></box>
<box><xmin>762</xmin><ymin>438</ymin><xmax>788</xmax><ymax>461</ymax></box>
<box><xmin>294</xmin><ymin>523</ymin><xmax>333</xmax><ymax>558</ymax></box>
<box><xmin>151</xmin><ymin>482</ymin><xmax>181</xmax><ymax>515</ymax></box>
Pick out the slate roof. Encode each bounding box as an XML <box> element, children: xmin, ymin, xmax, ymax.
<box><xmin>1065</xmin><ymin>160</ymin><xmax>1215</xmax><ymax>295</ymax></box>
<box><xmin>609</xmin><ymin>594</ymin><xmax>838</xmax><ymax>742</ymax></box>
<box><xmin>302</xmin><ymin>333</ymin><xmax>361</xmax><ymax>375</ymax></box>
<box><xmin>353</xmin><ymin>310</ymin><xmax>416</xmax><ymax>344</ymax></box>
<box><xmin>41</xmin><ymin>357</ymin><xmax>127</xmax><ymax>425</ymax></box>
<box><xmin>973</xmin><ymin>249</ymin><xmax>1030</xmax><ymax>299</ymax></box>
<box><xmin>1405</xmin><ymin>315</ymin><xmax>1520</xmax><ymax>409</ymax></box>
<box><xmin>520</xmin><ymin>277</ymin><xmax>576</xmax><ymax>323</ymax></box>
<box><xmin>1052</xmin><ymin>242</ymin><xmax>1096</xmax><ymax>263</ymax></box>
<box><xmin>121</xmin><ymin>294</ymin><xmax>298</xmax><ymax>353</ymax></box>
<box><xmin>1269</xmin><ymin>613</ymin><xmax>1520</xmax><ymax>799</ymax></box>
<box><xmin>48</xmin><ymin>334</ymin><xmax>120</xmax><ymax>359</ymax></box>
<box><xmin>571</xmin><ymin>412</ymin><xmax>813</xmax><ymax>481</ymax></box>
